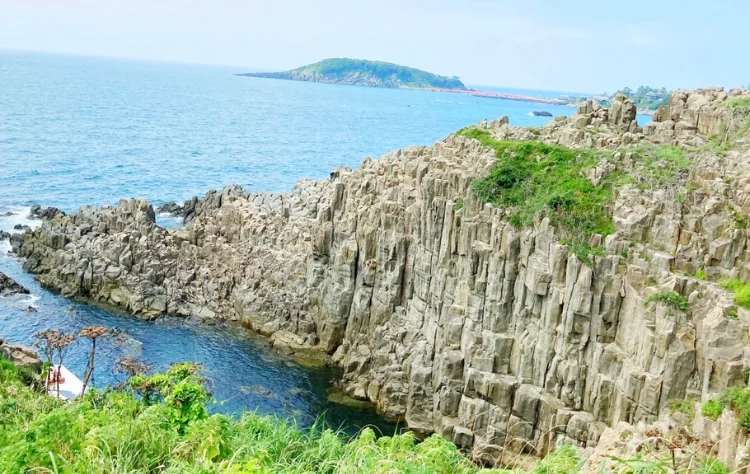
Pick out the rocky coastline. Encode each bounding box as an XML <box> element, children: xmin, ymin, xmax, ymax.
<box><xmin>11</xmin><ymin>88</ymin><xmax>750</xmax><ymax>467</ymax></box>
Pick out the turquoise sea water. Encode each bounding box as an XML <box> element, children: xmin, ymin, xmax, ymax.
<box><xmin>0</xmin><ymin>50</ymin><xmax>588</xmax><ymax>213</ymax></box>
<box><xmin>0</xmin><ymin>50</ymin><xmax>647</xmax><ymax>431</ymax></box>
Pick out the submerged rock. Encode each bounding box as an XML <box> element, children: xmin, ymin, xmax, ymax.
<box><xmin>531</xmin><ymin>110</ymin><xmax>553</xmax><ymax>117</ymax></box>
<box><xmin>0</xmin><ymin>271</ymin><xmax>29</xmax><ymax>297</ymax></box>
<box><xmin>13</xmin><ymin>88</ymin><xmax>750</xmax><ymax>462</ymax></box>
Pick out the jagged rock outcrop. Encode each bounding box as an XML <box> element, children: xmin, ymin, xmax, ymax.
<box><xmin>29</xmin><ymin>204</ymin><xmax>66</xmax><ymax>220</ymax></box>
<box><xmin>12</xmin><ymin>88</ymin><xmax>750</xmax><ymax>465</ymax></box>
<box><xmin>0</xmin><ymin>271</ymin><xmax>30</xmax><ymax>297</ymax></box>
<box><xmin>0</xmin><ymin>338</ymin><xmax>42</xmax><ymax>370</ymax></box>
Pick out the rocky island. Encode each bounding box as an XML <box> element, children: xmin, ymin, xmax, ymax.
<box><xmin>8</xmin><ymin>88</ymin><xmax>750</xmax><ymax>471</ymax></box>
<box><xmin>238</xmin><ymin>58</ymin><xmax>467</xmax><ymax>90</ymax></box>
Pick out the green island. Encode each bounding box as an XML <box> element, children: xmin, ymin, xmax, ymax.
<box><xmin>237</xmin><ymin>58</ymin><xmax>466</xmax><ymax>90</ymax></box>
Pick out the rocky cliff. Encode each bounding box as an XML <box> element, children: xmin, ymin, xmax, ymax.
<box><xmin>13</xmin><ymin>88</ymin><xmax>750</xmax><ymax>467</ymax></box>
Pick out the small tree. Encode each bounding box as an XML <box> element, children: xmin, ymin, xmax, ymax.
<box><xmin>113</xmin><ymin>357</ymin><xmax>152</xmax><ymax>388</ymax></box>
<box><xmin>33</xmin><ymin>329</ymin><xmax>60</xmax><ymax>389</ymax></box>
<box><xmin>33</xmin><ymin>329</ymin><xmax>77</xmax><ymax>397</ymax></box>
<box><xmin>51</xmin><ymin>332</ymin><xmax>76</xmax><ymax>397</ymax></box>
<box><xmin>79</xmin><ymin>326</ymin><xmax>108</xmax><ymax>396</ymax></box>
<box><xmin>33</xmin><ymin>329</ymin><xmax>59</xmax><ymax>366</ymax></box>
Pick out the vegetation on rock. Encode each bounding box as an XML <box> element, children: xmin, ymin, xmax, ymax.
<box><xmin>702</xmin><ymin>387</ymin><xmax>750</xmax><ymax>431</ymax></box>
<box><xmin>239</xmin><ymin>58</ymin><xmax>466</xmax><ymax>90</ymax></box>
<box><xmin>721</xmin><ymin>279</ymin><xmax>750</xmax><ymax>309</ymax></box>
<box><xmin>646</xmin><ymin>291</ymin><xmax>689</xmax><ymax>312</ymax></box>
<box><xmin>1</xmin><ymin>355</ymin><xmax>590</xmax><ymax>473</ymax></box>
<box><xmin>458</xmin><ymin>127</ymin><xmax>619</xmax><ymax>265</ymax></box>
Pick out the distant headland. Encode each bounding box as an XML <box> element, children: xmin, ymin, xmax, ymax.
<box><xmin>237</xmin><ymin>59</ymin><xmax>670</xmax><ymax>113</ymax></box>
<box><xmin>237</xmin><ymin>58</ymin><xmax>467</xmax><ymax>90</ymax></box>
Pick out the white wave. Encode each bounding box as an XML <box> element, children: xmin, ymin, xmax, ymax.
<box><xmin>0</xmin><ymin>206</ymin><xmax>40</xmax><ymax>234</ymax></box>
<box><xmin>0</xmin><ymin>239</ymin><xmax>10</xmax><ymax>255</ymax></box>
<box><xmin>17</xmin><ymin>293</ymin><xmax>41</xmax><ymax>308</ymax></box>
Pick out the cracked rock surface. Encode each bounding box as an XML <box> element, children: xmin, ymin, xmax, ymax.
<box><xmin>12</xmin><ymin>88</ymin><xmax>750</xmax><ymax>463</ymax></box>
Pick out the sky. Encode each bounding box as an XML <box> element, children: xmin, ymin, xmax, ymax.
<box><xmin>1</xmin><ymin>0</ymin><xmax>749</xmax><ymax>93</ymax></box>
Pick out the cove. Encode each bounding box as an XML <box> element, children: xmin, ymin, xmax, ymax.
<box><xmin>0</xmin><ymin>229</ymin><xmax>399</xmax><ymax>435</ymax></box>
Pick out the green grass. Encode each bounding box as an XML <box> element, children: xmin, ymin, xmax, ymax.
<box><xmin>721</xmin><ymin>279</ymin><xmax>750</xmax><ymax>309</ymax></box>
<box><xmin>667</xmin><ymin>399</ymin><xmax>696</xmax><ymax>421</ymax></box>
<box><xmin>623</xmin><ymin>143</ymin><xmax>691</xmax><ymax>187</ymax></box>
<box><xmin>725</xmin><ymin>97</ymin><xmax>750</xmax><ymax>116</ymax></box>
<box><xmin>702</xmin><ymin>387</ymin><xmax>750</xmax><ymax>431</ymax></box>
<box><xmin>458</xmin><ymin>127</ymin><xmax>617</xmax><ymax>265</ymax></box>
<box><xmin>696</xmin><ymin>269</ymin><xmax>707</xmax><ymax>280</ymax></box>
<box><xmin>710</xmin><ymin>97</ymin><xmax>750</xmax><ymax>155</ymax></box>
<box><xmin>457</xmin><ymin>127</ymin><xmax>696</xmax><ymax>269</ymax></box>
<box><xmin>454</xmin><ymin>199</ymin><xmax>464</xmax><ymax>211</ymax></box>
<box><xmin>2</xmin><ymin>356</ymin><xmax>586</xmax><ymax>473</ymax></box>
<box><xmin>646</xmin><ymin>291</ymin><xmax>689</xmax><ymax>312</ymax></box>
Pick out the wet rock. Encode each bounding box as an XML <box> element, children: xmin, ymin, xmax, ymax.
<box><xmin>29</xmin><ymin>204</ymin><xmax>66</xmax><ymax>220</ymax></box>
<box><xmin>531</xmin><ymin>110</ymin><xmax>553</xmax><ymax>117</ymax></box>
<box><xmin>0</xmin><ymin>338</ymin><xmax>42</xmax><ymax>370</ymax></box>
<box><xmin>155</xmin><ymin>201</ymin><xmax>184</xmax><ymax>216</ymax></box>
<box><xmin>1</xmin><ymin>211</ymin><xmax>16</xmax><ymax>217</ymax></box>
<box><xmin>13</xmin><ymin>224</ymin><xmax>30</xmax><ymax>231</ymax></box>
<box><xmin>0</xmin><ymin>271</ymin><xmax>30</xmax><ymax>297</ymax></box>
<box><xmin>0</xmin><ymin>230</ymin><xmax>10</xmax><ymax>241</ymax></box>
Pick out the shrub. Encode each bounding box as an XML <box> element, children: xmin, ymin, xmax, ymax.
<box><xmin>696</xmin><ymin>269</ymin><xmax>706</xmax><ymax>280</ymax></box>
<box><xmin>702</xmin><ymin>387</ymin><xmax>750</xmax><ymax>431</ymax></box>
<box><xmin>646</xmin><ymin>291</ymin><xmax>689</xmax><ymax>312</ymax></box>
<box><xmin>1</xmin><ymin>358</ymin><xmax>513</xmax><ymax>474</ymax></box>
<box><xmin>459</xmin><ymin>128</ymin><xmax>617</xmax><ymax>266</ymax></box>
<box><xmin>721</xmin><ymin>279</ymin><xmax>750</xmax><ymax>309</ymax></box>
<box><xmin>702</xmin><ymin>399</ymin><xmax>724</xmax><ymax>420</ymax></box>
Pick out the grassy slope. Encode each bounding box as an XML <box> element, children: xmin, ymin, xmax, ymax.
<box><xmin>1</xmin><ymin>357</ymin><xmax>582</xmax><ymax>473</ymax></box>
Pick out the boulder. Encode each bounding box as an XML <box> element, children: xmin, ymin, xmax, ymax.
<box><xmin>29</xmin><ymin>204</ymin><xmax>66</xmax><ymax>220</ymax></box>
<box><xmin>155</xmin><ymin>201</ymin><xmax>184</xmax><ymax>217</ymax></box>
<box><xmin>0</xmin><ymin>338</ymin><xmax>42</xmax><ymax>371</ymax></box>
<box><xmin>0</xmin><ymin>271</ymin><xmax>29</xmax><ymax>297</ymax></box>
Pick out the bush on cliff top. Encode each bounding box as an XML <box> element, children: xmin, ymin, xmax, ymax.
<box><xmin>1</xmin><ymin>356</ymin><xmax>583</xmax><ymax>474</ymax></box>
<box><xmin>458</xmin><ymin>127</ymin><xmax>618</xmax><ymax>264</ymax></box>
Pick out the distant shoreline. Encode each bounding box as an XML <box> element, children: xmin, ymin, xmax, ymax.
<box><xmin>428</xmin><ymin>87</ymin><xmax>569</xmax><ymax>106</ymax></box>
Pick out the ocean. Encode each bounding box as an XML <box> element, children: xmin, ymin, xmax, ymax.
<box><xmin>0</xmin><ymin>50</ymin><xmax>647</xmax><ymax>431</ymax></box>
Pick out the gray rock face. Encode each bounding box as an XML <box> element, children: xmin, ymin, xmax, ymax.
<box><xmin>13</xmin><ymin>88</ymin><xmax>750</xmax><ymax>462</ymax></box>
<box><xmin>0</xmin><ymin>338</ymin><xmax>42</xmax><ymax>370</ymax></box>
<box><xmin>0</xmin><ymin>271</ymin><xmax>30</xmax><ymax>297</ymax></box>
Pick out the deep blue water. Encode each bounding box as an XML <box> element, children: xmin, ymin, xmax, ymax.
<box><xmin>0</xmin><ymin>50</ymin><xmax>646</xmax><ymax>432</ymax></box>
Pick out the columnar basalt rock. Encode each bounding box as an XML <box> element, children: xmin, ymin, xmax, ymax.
<box><xmin>12</xmin><ymin>88</ymin><xmax>750</xmax><ymax>463</ymax></box>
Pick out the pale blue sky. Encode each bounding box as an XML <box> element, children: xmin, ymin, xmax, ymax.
<box><xmin>1</xmin><ymin>0</ymin><xmax>748</xmax><ymax>92</ymax></box>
